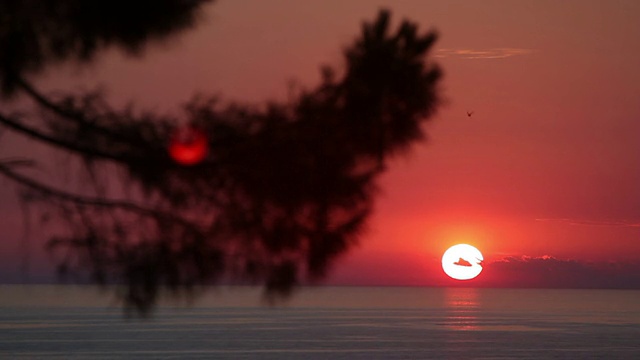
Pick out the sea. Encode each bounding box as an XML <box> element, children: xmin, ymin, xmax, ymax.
<box><xmin>1</xmin><ymin>286</ymin><xmax>640</xmax><ymax>359</ymax></box>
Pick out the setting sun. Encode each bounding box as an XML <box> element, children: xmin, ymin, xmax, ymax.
<box><xmin>442</xmin><ymin>244</ymin><xmax>484</xmax><ymax>280</ymax></box>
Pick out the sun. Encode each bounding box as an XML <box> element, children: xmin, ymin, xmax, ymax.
<box><xmin>442</xmin><ymin>244</ymin><xmax>483</xmax><ymax>280</ymax></box>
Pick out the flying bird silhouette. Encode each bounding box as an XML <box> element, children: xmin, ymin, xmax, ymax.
<box><xmin>466</xmin><ymin>111</ymin><xmax>474</xmax><ymax>117</ymax></box>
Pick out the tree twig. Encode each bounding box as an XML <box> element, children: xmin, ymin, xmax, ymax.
<box><xmin>15</xmin><ymin>77</ymin><xmax>142</xmax><ymax>146</ymax></box>
<box><xmin>0</xmin><ymin>112</ymin><xmax>129</xmax><ymax>162</ymax></box>
<box><xmin>0</xmin><ymin>161</ymin><xmax>201</xmax><ymax>233</ymax></box>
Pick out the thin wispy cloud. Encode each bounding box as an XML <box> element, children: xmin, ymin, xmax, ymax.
<box><xmin>436</xmin><ymin>48</ymin><xmax>535</xmax><ymax>59</ymax></box>
<box><xmin>535</xmin><ymin>218</ymin><xmax>640</xmax><ymax>228</ymax></box>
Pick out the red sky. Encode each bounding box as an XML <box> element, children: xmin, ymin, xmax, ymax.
<box><xmin>1</xmin><ymin>0</ymin><xmax>640</xmax><ymax>287</ymax></box>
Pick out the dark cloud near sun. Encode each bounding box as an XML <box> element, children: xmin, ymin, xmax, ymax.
<box><xmin>436</xmin><ymin>48</ymin><xmax>534</xmax><ymax>59</ymax></box>
<box><xmin>478</xmin><ymin>255</ymin><xmax>640</xmax><ymax>289</ymax></box>
<box><xmin>453</xmin><ymin>258</ymin><xmax>472</xmax><ymax>267</ymax></box>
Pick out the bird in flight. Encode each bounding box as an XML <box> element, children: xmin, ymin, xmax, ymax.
<box><xmin>466</xmin><ymin>111</ymin><xmax>474</xmax><ymax>117</ymax></box>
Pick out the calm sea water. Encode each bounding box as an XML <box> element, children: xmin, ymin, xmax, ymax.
<box><xmin>1</xmin><ymin>286</ymin><xmax>640</xmax><ymax>359</ymax></box>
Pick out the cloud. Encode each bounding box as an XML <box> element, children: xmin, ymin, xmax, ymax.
<box><xmin>476</xmin><ymin>255</ymin><xmax>640</xmax><ymax>289</ymax></box>
<box><xmin>535</xmin><ymin>218</ymin><xmax>640</xmax><ymax>227</ymax></box>
<box><xmin>453</xmin><ymin>257</ymin><xmax>472</xmax><ymax>267</ymax></box>
<box><xmin>436</xmin><ymin>48</ymin><xmax>535</xmax><ymax>59</ymax></box>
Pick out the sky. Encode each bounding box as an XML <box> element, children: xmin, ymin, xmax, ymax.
<box><xmin>1</xmin><ymin>0</ymin><xmax>640</xmax><ymax>288</ymax></box>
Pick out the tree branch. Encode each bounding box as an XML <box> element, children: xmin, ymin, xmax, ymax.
<box><xmin>0</xmin><ymin>161</ymin><xmax>200</xmax><ymax>232</ymax></box>
<box><xmin>14</xmin><ymin>77</ymin><xmax>142</xmax><ymax>147</ymax></box>
<box><xmin>0</xmin><ymin>112</ymin><xmax>129</xmax><ymax>162</ymax></box>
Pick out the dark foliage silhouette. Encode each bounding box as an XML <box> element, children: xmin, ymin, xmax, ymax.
<box><xmin>0</xmin><ymin>0</ymin><xmax>212</xmax><ymax>94</ymax></box>
<box><xmin>0</xmin><ymin>3</ymin><xmax>442</xmax><ymax>316</ymax></box>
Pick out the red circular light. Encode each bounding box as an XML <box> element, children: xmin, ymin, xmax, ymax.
<box><xmin>168</xmin><ymin>126</ymin><xmax>208</xmax><ymax>166</ymax></box>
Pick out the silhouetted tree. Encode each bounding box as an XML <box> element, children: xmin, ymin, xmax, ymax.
<box><xmin>0</xmin><ymin>0</ymin><xmax>212</xmax><ymax>94</ymax></box>
<box><xmin>0</xmin><ymin>2</ymin><xmax>442</xmax><ymax>316</ymax></box>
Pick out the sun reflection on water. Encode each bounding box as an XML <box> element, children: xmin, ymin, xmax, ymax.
<box><xmin>443</xmin><ymin>287</ymin><xmax>480</xmax><ymax>331</ymax></box>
